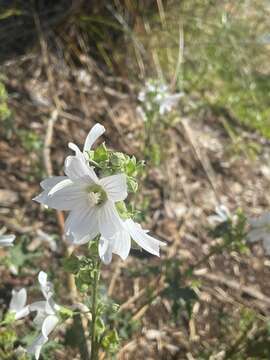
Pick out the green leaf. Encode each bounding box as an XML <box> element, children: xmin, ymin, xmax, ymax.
<box><xmin>127</xmin><ymin>177</ymin><xmax>138</xmax><ymax>193</ymax></box>
<box><xmin>62</xmin><ymin>255</ymin><xmax>80</xmax><ymax>274</ymax></box>
<box><xmin>101</xmin><ymin>329</ymin><xmax>119</xmax><ymax>353</ymax></box>
<box><xmin>95</xmin><ymin>317</ymin><xmax>106</xmax><ymax>337</ymax></box>
<box><xmin>110</xmin><ymin>152</ymin><xmax>126</xmax><ymax>167</ymax></box>
<box><xmin>124</xmin><ymin>156</ymin><xmax>137</xmax><ymax>176</ymax></box>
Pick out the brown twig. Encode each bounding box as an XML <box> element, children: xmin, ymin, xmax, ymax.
<box><xmin>195</xmin><ymin>271</ymin><xmax>270</xmax><ymax>308</ymax></box>
<box><xmin>43</xmin><ymin>109</ymin><xmax>58</xmax><ymax>176</ymax></box>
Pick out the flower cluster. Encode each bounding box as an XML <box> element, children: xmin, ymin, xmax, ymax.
<box><xmin>7</xmin><ymin>271</ymin><xmax>64</xmax><ymax>360</ymax></box>
<box><xmin>34</xmin><ymin>123</ymin><xmax>165</xmax><ymax>264</ymax></box>
<box><xmin>137</xmin><ymin>79</ymin><xmax>183</xmax><ymax>118</ymax></box>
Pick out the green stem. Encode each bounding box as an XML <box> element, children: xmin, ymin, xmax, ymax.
<box><xmin>90</xmin><ymin>259</ymin><xmax>101</xmax><ymax>360</ymax></box>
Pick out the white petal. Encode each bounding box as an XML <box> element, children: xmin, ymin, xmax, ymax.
<box><xmin>38</xmin><ymin>271</ymin><xmax>48</xmax><ymax>288</ymax></box>
<box><xmin>30</xmin><ymin>300</ymin><xmax>56</xmax><ymax>325</ymax></box>
<box><xmin>48</xmin><ymin>178</ymin><xmax>74</xmax><ymax>196</ymax></box>
<box><xmin>33</xmin><ymin>181</ymin><xmax>86</xmax><ymax>211</ymax></box>
<box><xmin>98</xmin><ymin>237</ymin><xmax>109</xmax><ymax>258</ymax></box>
<box><xmin>99</xmin><ymin>237</ymin><xmax>112</xmax><ymax>264</ymax></box>
<box><xmin>68</xmin><ymin>142</ymin><xmax>85</xmax><ymax>162</ymax></box>
<box><xmin>99</xmin><ymin>174</ymin><xmax>127</xmax><ymax>202</ymax></box>
<box><xmin>83</xmin><ymin>123</ymin><xmax>105</xmax><ymax>152</ymax></box>
<box><xmin>65</xmin><ymin>205</ymin><xmax>99</xmax><ymax>245</ymax></box>
<box><xmin>15</xmin><ymin>306</ymin><xmax>30</xmax><ymax>320</ymax></box>
<box><xmin>64</xmin><ymin>155</ymin><xmax>98</xmax><ymax>183</ymax></box>
<box><xmin>124</xmin><ymin>219</ymin><xmax>166</xmax><ymax>256</ymax></box>
<box><xmin>112</xmin><ymin>229</ymin><xmax>131</xmax><ymax>260</ymax></box>
<box><xmin>30</xmin><ymin>301</ymin><xmax>47</xmax><ymax>327</ymax></box>
<box><xmin>38</xmin><ymin>272</ymin><xmax>53</xmax><ymax>300</ymax></box>
<box><xmin>98</xmin><ymin>201</ymin><xmax>122</xmax><ymax>239</ymax></box>
<box><xmin>45</xmin><ymin>297</ymin><xmax>58</xmax><ymax>315</ymax></box>
<box><xmin>0</xmin><ymin>234</ymin><xmax>15</xmax><ymax>247</ymax></box>
<box><xmin>215</xmin><ymin>205</ymin><xmax>230</xmax><ymax>220</ymax></box>
<box><xmin>9</xmin><ymin>288</ymin><xmax>27</xmax><ymax>312</ymax></box>
<box><xmin>40</xmin><ymin>176</ymin><xmax>67</xmax><ymax>190</ymax></box>
<box><xmin>30</xmin><ymin>301</ymin><xmax>47</xmax><ymax>312</ymax></box>
<box><xmin>42</xmin><ymin>315</ymin><xmax>59</xmax><ymax>338</ymax></box>
<box><xmin>27</xmin><ymin>334</ymin><xmax>47</xmax><ymax>360</ymax></box>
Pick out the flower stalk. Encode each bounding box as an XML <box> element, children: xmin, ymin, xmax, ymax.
<box><xmin>90</xmin><ymin>258</ymin><xmax>101</xmax><ymax>360</ymax></box>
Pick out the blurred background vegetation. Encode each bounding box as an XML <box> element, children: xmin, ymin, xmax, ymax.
<box><xmin>0</xmin><ymin>0</ymin><xmax>270</xmax><ymax>138</ymax></box>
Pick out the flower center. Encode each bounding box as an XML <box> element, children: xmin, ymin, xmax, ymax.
<box><xmin>86</xmin><ymin>184</ymin><xmax>107</xmax><ymax>206</ymax></box>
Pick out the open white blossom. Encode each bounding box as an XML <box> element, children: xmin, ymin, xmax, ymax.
<box><xmin>208</xmin><ymin>205</ymin><xmax>231</xmax><ymax>225</ymax></box>
<box><xmin>34</xmin><ymin>123</ymin><xmax>165</xmax><ymax>263</ymax></box>
<box><xmin>0</xmin><ymin>234</ymin><xmax>15</xmax><ymax>247</ymax></box>
<box><xmin>34</xmin><ymin>124</ymin><xmax>128</xmax><ymax>245</ymax></box>
<box><xmin>28</xmin><ymin>271</ymin><xmax>60</xmax><ymax>360</ymax></box>
<box><xmin>247</xmin><ymin>212</ymin><xmax>270</xmax><ymax>254</ymax></box>
<box><xmin>9</xmin><ymin>288</ymin><xmax>30</xmax><ymax>320</ymax></box>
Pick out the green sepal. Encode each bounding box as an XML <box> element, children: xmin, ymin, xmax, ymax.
<box><xmin>59</xmin><ymin>306</ymin><xmax>74</xmax><ymax>320</ymax></box>
<box><xmin>93</xmin><ymin>143</ymin><xmax>109</xmax><ymax>162</ymax></box>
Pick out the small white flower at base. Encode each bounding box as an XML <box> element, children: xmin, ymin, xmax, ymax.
<box><xmin>208</xmin><ymin>205</ymin><xmax>231</xmax><ymax>225</ymax></box>
<box><xmin>9</xmin><ymin>288</ymin><xmax>30</xmax><ymax>320</ymax></box>
<box><xmin>27</xmin><ymin>315</ymin><xmax>59</xmax><ymax>360</ymax></box>
<box><xmin>0</xmin><ymin>234</ymin><xmax>15</xmax><ymax>247</ymax></box>
<box><xmin>27</xmin><ymin>271</ymin><xmax>60</xmax><ymax>360</ymax></box>
<box><xmin>34</xmin><ymin>124</ymin><xmax>165</xmax><ymax>263</ymax></box>
<box><xmin>247</xmin><ymin>212</ymin><xmax>270</xmax><ymax>255</ymax></box>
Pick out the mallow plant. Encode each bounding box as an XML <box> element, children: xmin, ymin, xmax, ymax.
<box><xmin>3</xmin><ymin>123</ymin><xmax>165</xmax><ymax>359</ymax></box>
<box><xmin>3</xmin><ymin>124</ymin><xmax>270</xmax><ymax>359</ymax></box>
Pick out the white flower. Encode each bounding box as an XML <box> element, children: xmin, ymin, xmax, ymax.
<box><xmin>34</xmin><ymin>123</ymin><xmax>165</xmax><ymax>263</ymax></box>
<box><xmin>208</xmin><ymin>205</ymin><xmax>231</xmax><ymax>225</ymax></box>
<box><xmin>9</xmin><ymin>288</ymin><xmax>30</xmax><ymax>320</ymax></box>
<box><xmin>0</xmin><ymin>234</ymin><xmax>15</xmax><ymax>247</ymax></box>
<box><xmin>247</xmin><ymin>212</ymin><xmax>270</xmax><ymax>254</ymax></box>
<box><xmin>98</xmin><ymin>219</ymin><xmax>165</xmax><ymax>264</ymax></box>
<box><xmin>138</xmin><ymin>80</ymin><xmax>183</xmax><ymax>116</ymax></box>
<box><xmin>34</xmin><ymin>124</ymin><xmax>128</xmax><ymax>245</ymax></box>
<box><xmin>28</xmin><ymin>271</ymin><xmax>60</xmax><ymax>360</ymax></box>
